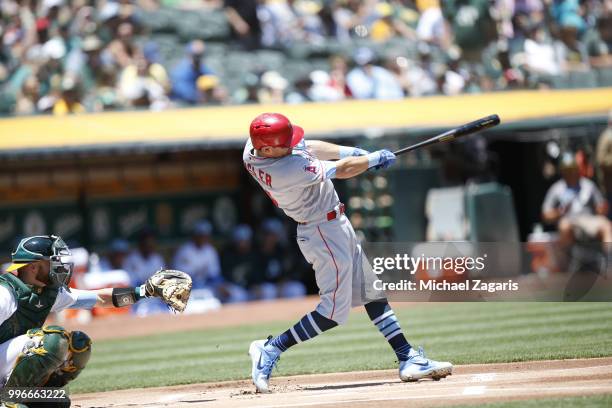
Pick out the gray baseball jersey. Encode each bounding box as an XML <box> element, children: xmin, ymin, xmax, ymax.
<box><xmin>243</xmin><ymin>139</ymin><xmax>339</xmax><ymax>223</ymax></box>
<box><xmin>243</xmin><ymin>138</ymin><xmax>384</xmax><ymax>324</ymax></box>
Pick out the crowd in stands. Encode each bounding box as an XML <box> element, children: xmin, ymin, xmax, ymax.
<box><xmin>1</xmin><ymin>0</ymin><xmax>610</xmax><ymax>115</ymax></box>
<box><xmin>94</xmin><ymin>219</ymin><xmax>308</xmax><ymax>307</ymax></box>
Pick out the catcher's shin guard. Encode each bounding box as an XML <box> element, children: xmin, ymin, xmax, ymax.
<box><xmin>44</xmin><ymin>330</ymin><xmax>92</xmax><ymax>387</ymax></box>
<box><xmin>5</xmin><ymin>326</ymin><xmax>70</xmax><ymax>387</ymax></box>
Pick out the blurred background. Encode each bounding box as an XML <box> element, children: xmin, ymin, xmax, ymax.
<box><xmin>0</xmin><ymin>0</ymin><xmax>611</xmax><ymax>317</ymax></box>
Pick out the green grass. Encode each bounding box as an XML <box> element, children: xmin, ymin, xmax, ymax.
<box><xmin>455</xmin><ymin>394</ymin><xmax>612</xmax><ymax>408</ymax></box>
<box><xmin>70</xmin><ymin>302</ymin><xmax>612</xmax><ymax>394</ymax></box>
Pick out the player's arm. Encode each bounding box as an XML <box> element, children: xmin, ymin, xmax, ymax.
<box><xmin>94</xmin><ymin>287</ymin><xmax>139</xmax><ymax>308</ymax></box>
<box><xmin>0</xmin><ymin>286</ymin><xmax>17</xmax><ymax>325</ymax></box>
<box><xmin>541</xmin><ymin>184</ymin><xmax>564</xmax><ymax>224</ymax></box>
<box><xmin>57</xmin><ymin>287</ymin><xmax>144</xmax><ymax>310</ymax></box>
<box><xmin>306</xmin><ymin>140</ymin><xmax>368</xmax><ymax>161</ymax></box>
<box><xmin>60</xmin><ymin>270</ymin><xmax>192</xmax><ymax>312</ymax></box>
<box><xmin>327</xmin><ymin>150</ymin><xmax>396</xmax><ymax>179</ymax></box>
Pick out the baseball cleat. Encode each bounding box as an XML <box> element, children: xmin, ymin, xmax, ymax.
<box><xmin>249</xmin><ymin>337</ymin><xmax>281</xmax><ymax>393</ymax></box>
<box><xmin>399</xmin><ymin>346</ymin><xmax>453</xmax><ymax>382</ymax></box>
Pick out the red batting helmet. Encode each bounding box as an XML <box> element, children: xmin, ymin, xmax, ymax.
<box><xmin>249</xmin><ymin>113</ymin><xmax>304</xmax><ymax>150</ymax></box>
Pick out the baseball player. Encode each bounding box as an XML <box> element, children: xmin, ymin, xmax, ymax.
<box><xmin>244</xmin><ymin>113</ymin><xmax>453</xmax><ymax>393</ymax></box>
<box><xmin>0</xmin><ymin>235</ymin><xmax>191</xmax><ymax>407</ymax></box>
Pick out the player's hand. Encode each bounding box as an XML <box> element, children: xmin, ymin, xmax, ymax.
<box><xmin>374</xmin><ymin>149</ymin><xmax>396</xmax><ymax>170</ymax></box>
<box><xmin>144</xmin><ymin>269</ymin><xmax>192</xmax><ymax>313</ymax></box>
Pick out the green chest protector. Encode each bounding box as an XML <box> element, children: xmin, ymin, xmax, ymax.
<box><xmin>0</xmin><ymin>273</ymin><xmax>59</xmax><ymax>344</ymax></box>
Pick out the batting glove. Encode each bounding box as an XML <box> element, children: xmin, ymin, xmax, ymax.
<box><xmin>367</xmin><ymin>149</ymin><xmax>396</xmax><ymax>170</ymax></box>
<box><xmin>352</xmin><ymin>147</ymin><xmax>370</xmax><ymax>156</ymax></box>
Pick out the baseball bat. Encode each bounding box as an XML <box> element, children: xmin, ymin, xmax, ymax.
<box><xmin>393</xmin><ymin>114</ymin><xmax>501</xmax><ymax>156</ymax></box>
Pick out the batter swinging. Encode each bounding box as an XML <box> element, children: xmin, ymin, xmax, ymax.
<box><xmin>244</xmin><ymin>113</ymin><xmax>453</xmax><ymax>392</ymax></box>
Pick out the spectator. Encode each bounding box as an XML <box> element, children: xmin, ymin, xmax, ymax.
<box><xmin>123</xmin><ymin>227</ymin><xmax>166</xmax><ymax>286</ymax></box>
<box><xmin>596</xmin><ymin>113</ymin><xmax>612</xmax><ymax>214</ymax></box>
<box><xmin>106</xmin><ymin>22</ymin><xmax>139</xmax><ymax>69</ymax></box>
<box><xmin>370</xmin><ymin>2</ymin><xmax>416</xmax><ymax>42</ymax></box>
<box><xmin>224</xmin><ymin>0</ymin><xmax>261</xmax><ymax>50</ymax></box>
<box><xmin>219</xmin><ymin>224</ymin><xmax>254</xmax><ymax>302</ymax></box>
<box><xmin>258</xmin><ymin>0</ymin><xmax>302</xmax><ymax>48</ymax></box>
<box><xmin>329</xmin><ymin>55</ymin><xmax>352</xmax><ymax>98</ymax></box>
<box><xmin>346</xmin><ymin>47</ymin><xmax>404</xmax><ymax>99</ymax></box>
<box><xmin>442</xmin><ymin>0</ymin><xmax>498</xmax><ymax>62</ymax></box>
<box><xmin>541</xmin><ymin>153</ymin><xmax>611</xmax><ymax>247</ymax></box>
<box><xmin>308</xmin><ymin>70</ymin><xmax>345</xmax><ymax>102</ymax></box>
<box><xmin>118</xmin><ymin>54</ymin><xmax>171</xmax><ymax>110</ymax></box>
<box><xmin>253</xmin><ymin>218</ymin><xmax>306</xmax><ymax>300</ymax></box>
<box><xmin>85</xmin><ymin>67</ymin><xmax>121</xmax><ymax>112</ymax></box>
<box><xmin>258</xmin><ymin>70</ymin><xmax>288</xmax><ymax>104</ymax></box>
<box><xmin>584</xmin><ymin>14</ymin><xmax>612</xmax><ymax>68</ymax></box>
<box><xmin>286</xmin><ymin>75</ymin><xmax>313</xmax><ymax>104</ymax></box>
<box><xmin>436</xmin><ymin>62</ymin><xmax>466</xmax><ymax>95</ymax></box>
<box><xmin>327</xmin><ymin>0</ymin><xmax>365</xmax><ymax>42</ymax></box>
<box><xmin>66</xmin><ymin>34</ymin><xmax>107</xmax><ymax>93</ymax></box>
<box><xmin>514</xmin><ymin>0</ymin><xmax>544</xmax><ymax>16</ymax></box>
<box><xmin>499</xmin><ymin>45</ymin><xmax>525</xmax><ymax>89</ymax></box>
<box><xmin>0</xmin><ymin>0</ymin><xmax>610</xmax><ymax>116</ymax></box>
<box><xmin>52</xmin><ymin>76</ymin><xmax>85</xmax><ymax>115</ymax></box>
<box><xmin>170</xmin><ymin>40</ymin><xmax>215</xmax><ymax>105</ymax></box>
<box><xmin>173</xmin><ymin>220</ymin><xmax>222</xmax><ymax>290</ymax></box>
<box><xmin>233</xmin><ymin>72</ymin><xmax>260</xmax><ymax>104</ymax></box>
<box><xmin>14</xmin><ymin>75</ymin><xmax>40</xmax><ymax>115</ymax></box>
<box><xmin>520</xmin><ymin>24</ymin><xmax>563</xmax><ymax>77</ymax></box>
<box><xmin>398</xmin><ymin>43</ymin><xmax>438</xmax><ymax>97</ymax></box>
<box><xmin>293</xmin><ymin>0</ymin><xmax>327</xmax><ymax>44</ymax></box>
<box><xmin>551</xmin><ymin>0</ymin><xmax>585</xmax><ymax>34</ymax></box>
<box><xmin>416</xmin><ymin>0</ymin><xmax>448</xmax><ymax>46</ymax></box>
<box><xmin>99</xmin><ymin>239</ymin><xmax>131</xmax><ymax>272</ymax></box>
<box><xmin>39</xmin><ymin>37</ymin><xmax>66</xmax><ymax>95</ymax></box>
<box><xmin>196</xmin><ymin>73</ymin><xmax>228</xmax><ymax>105</ymax></box>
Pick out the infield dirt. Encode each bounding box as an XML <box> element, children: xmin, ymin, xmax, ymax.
<box><xmin>73</xmin><ymin>358</ymin><xmax>612</xmax><ymax>407</ymax></box>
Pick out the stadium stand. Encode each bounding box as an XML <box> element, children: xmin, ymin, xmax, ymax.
<box><xmin>0</xmin><ymin>0</ymin><xmax>610</xmax><ymax>115</ymax></box>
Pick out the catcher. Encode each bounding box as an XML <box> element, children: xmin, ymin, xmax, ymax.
<box><xmin>0</xmin><ymin>235</ymin><xmax>192</xmax><ymax>408</ymax></box>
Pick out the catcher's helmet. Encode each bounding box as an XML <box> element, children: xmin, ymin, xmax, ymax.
<box><xmin>249</xmin><ymin>113</ymin><xmax>304</xmax><ymax>150</ymax></box>
<box><xmin>5</xmin><ymin>235</ymin><xmax>73</xmax><ymax>288</ymax></box>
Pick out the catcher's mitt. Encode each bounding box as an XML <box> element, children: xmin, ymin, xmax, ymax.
<box><xmin>144</xmin><ymin>269</ymin><xmax>192</xmax><ymax>313</ymax></box>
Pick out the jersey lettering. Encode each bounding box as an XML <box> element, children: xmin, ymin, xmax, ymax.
<box><xmin>245</xmin><ymin>163</ymin><xmax>273</xmax><ymax>187</ymax></box>
<box><xmin>305</xmin><ymin>165</ymin><xmax>318</xmax><ymax>174</ymax></box>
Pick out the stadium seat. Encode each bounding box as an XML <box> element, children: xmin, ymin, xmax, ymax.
<box><xmin>0</xmin><ymin>92</ymin><xmax>16</xmax><ymax>115</ymax></box>
<box><xmin>322</xmin><ymin>39</ymin><xmax>351</xmax><ymax>58</ymax></box>
<box><xmin>281</xmin><ymin>60</ymin><xmax>314</xmax><ymax>83</ymax></box>
<box><xmin>253</xmin><ymin>50</ymin><xmax>287</xmax><ymax>71</ymax></box>
<box><xmin>176</xmin><ymin>10</ymin><xmax>230</xmax><ymax>41</ymax></box>
<box><xmin>139</xmin><ymin>7</ymin><xmax>177</xmax><ymax>34</ymax></box>
<box><xmin>596</xmin><ymin>67</ymin><xmax>612</xmax><ymax>87</ymax></box>
<box><xmin>568</xmin><ymin>71</ymin><xmax>598</xmax><ymax>89</ymax></box>
<box><xmin>550</xmin><ymin>74</ymin><xmax>570</xmax><ymax>89</ymax></box>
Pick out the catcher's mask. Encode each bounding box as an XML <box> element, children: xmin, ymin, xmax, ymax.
<box><xmin>6</xmin><ymin>235</ymin><xmax>74</xmax><ymax>288</ymax></box>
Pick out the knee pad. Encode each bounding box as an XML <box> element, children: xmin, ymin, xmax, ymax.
<box><xmin>5</xmin><ymin>326</ymin><xmax>70</xmax><ymax>387</ymax></box>
<box><xmin>45</xmin><ymin>330</ymin><xmax>92</xmax><ymax>387</ymax></box>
